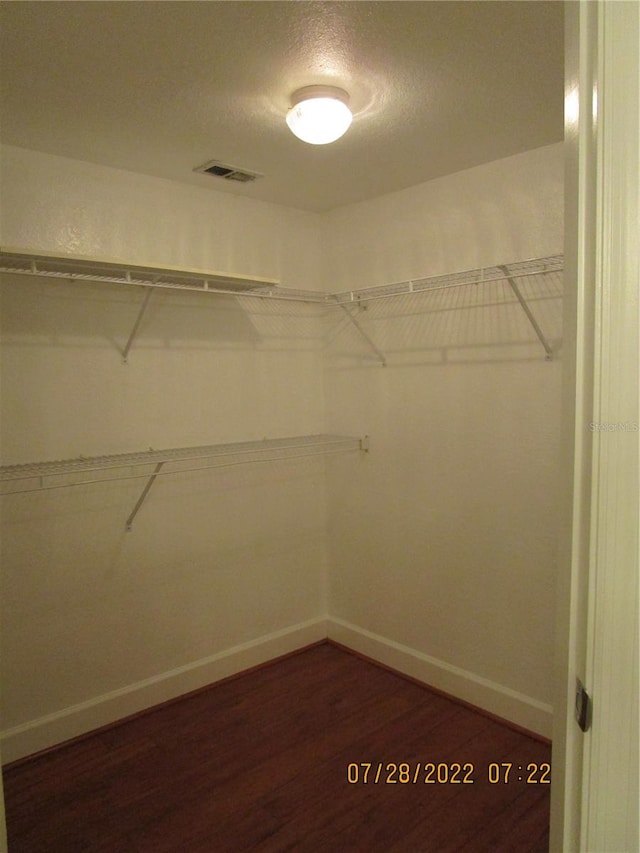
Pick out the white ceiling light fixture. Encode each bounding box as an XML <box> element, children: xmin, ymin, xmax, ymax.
<box><xmin>286</xmin><ymin>86</ymin><xmax>353</xmax><ymax>145</ymax></box>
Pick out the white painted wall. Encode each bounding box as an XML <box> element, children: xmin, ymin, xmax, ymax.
<box><xmin>0</xmin><ymin>142</ymin><xmax>563</xmax><ymax>758</ymax></box>
<box><xmin>0</xmin><ymin>147</ymin><xmax>330</xmax><ymax>760</ymax></box>
<box><xmin>322</xmin><ymin>143</ymin><xmax>563</xmax><ymax>290</ymax></box>
<box><xmin>0</xmin><ymin>146</ymin><xmax>324</xmax><ymax>290</ymax></box>
<box><xmin>323</xmin><ymin>144</ymin><xmax>564</xmax><ymax>735</ymax></box>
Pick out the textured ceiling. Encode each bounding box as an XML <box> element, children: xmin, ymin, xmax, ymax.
<box><xmin>0</xmin><ymin>1</ymin><xmax>564</xmax><ymax>212</ymax></box>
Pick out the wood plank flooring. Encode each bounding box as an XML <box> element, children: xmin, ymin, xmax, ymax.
<box><xmin>3</xmin><ymin>642</ymin><xmax>551</xmax><ymax>852</ymax></box>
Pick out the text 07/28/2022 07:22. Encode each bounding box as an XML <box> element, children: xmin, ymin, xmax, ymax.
<box><xmin>345</xmin><ymin>762</ymin><xmax>551</xmax><ymax>785</ymax></box>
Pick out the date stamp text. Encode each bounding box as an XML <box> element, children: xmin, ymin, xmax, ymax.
<box><xmin>346</xmin><ymin>762</ymin><xmax>551</xmax><ymax>785</ymax></box>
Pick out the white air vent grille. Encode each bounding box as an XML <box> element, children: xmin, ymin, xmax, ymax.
<box><xmin>194</xmin><ymin>160</ymin><xmax>263</xmax><ymax>183</ymax></box>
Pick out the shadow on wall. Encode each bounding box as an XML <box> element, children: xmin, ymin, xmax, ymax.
<box><xmin>0</xmin><ymin>274</ymin><xmax>325</xmax><ymax>358</ymax></box>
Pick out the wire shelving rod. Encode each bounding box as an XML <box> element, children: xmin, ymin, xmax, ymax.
<box><xmin>0</xmin><ymin>434</ymin><xmax>368</xmax><ymax>529</ymax></box>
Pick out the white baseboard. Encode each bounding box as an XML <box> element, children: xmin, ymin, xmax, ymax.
<box><xmin>1</xmin><ymin>617</ymin><xmax>328</xmax><ymax>764</ymax></box>
<box><xmin>327</xmin><ymin>617</ymin><xmax>553</xmax><ymax>739</ymax></box>
<box><xmin>2</xmin><ymin>615</ymin><xmax>552</xmax><ymax>764</ymax></box>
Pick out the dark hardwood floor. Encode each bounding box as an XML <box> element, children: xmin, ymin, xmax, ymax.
<box><xmin>3</xmin><ymin>642</ymin><xmax>551</xmax><ymax>852</ymax></box>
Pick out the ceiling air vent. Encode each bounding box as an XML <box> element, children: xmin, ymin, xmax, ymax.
<box><xmin>194</xmin><ymin>159</ymin><xmax>263</xmax><ymax>183</ymax></box>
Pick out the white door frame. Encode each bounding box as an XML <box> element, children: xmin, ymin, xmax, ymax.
<box><xmin>552</xmin><ymin>1</ymin><xmax>639</xmax><ymax>850</ymax></box>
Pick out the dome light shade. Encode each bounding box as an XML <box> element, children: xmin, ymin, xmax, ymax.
<box><xmin>286</xmin><ymin>86</ymin><xmax>352</xmax><ymax>145</ymax></box>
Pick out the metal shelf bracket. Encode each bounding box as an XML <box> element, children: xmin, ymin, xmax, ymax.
<box><xmin>122</xmin><ymin>287</ymin><xmax>154</xmax><ymax>363</ymax></box>
<box><xmin>126</xmin><ymin>462</ymin><xmax>164</xmax><ymax>530</ymax></box>
<box><xmin>337</xmin><ymin>302</ymin><xmax>387</xmax><ymax>366</ymax></box>
<box><xmin>499</xmin><ymin>265</ymin><xmax>554</xmax><ymax>360</ymax></box>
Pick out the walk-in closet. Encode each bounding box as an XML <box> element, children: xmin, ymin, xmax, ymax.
<box><xmin>5</xmin><ymin>2</ymin><xmax>635</xmax><ymax>850</ymax></box>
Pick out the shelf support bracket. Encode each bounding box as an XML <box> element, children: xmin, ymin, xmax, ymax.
<box><xmin>126</xmin><ymin>462</ymin><xmax>164</xmax><ymax>530</ymax></box>
<box><xmin>122</xmin><ymin>288</ymin><xmax>154</xmax><ymax>363</ymax></box>
<box><xmin>337</xmin><ymin>302</ymin><xmax>387</xmax><ymax>366</ymax></box>
<box><xmin>499</xmin><ymin>266</ymin><xmax>553</xmax><ymax>360</ymax></box>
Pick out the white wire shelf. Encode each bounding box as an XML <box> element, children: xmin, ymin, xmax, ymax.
<box><xmin>0</xmin><ymin>248</ymin><xmax>562</xmax><ymax>306</ymax></box>
<box><xmin>0</xmin><ymin>248</ymin><xmax>563</xmax><ymax>360</ymax></box>
<box><xmin>331</xmin><ymin>255</ymin><xmax>564</xmax><ymax>305</ymax></box>
<box><xmin>0</xmin><ymin>435</ymin><xmax>367</xmax><ymax>488</ymax></box>
<box><xmin>333</xmin><ymin>254</ymin><xmax>563</xmax><ymax>363</ymax></box>
<box><xmin>0</xmin><ymin>248</ymin><xmax>329</xmax><ymax>304</ymax></box>
<box><xmin>0</xmin><ymin>434</ymin><xmax>368</xmax><ymax>529</ymax></box>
